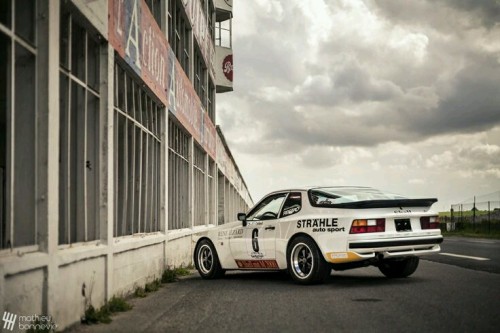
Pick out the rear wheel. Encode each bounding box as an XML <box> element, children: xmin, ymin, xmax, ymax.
<box><xmin>287</xmin><ymin>236</ymin><xmax>330</xmax><ymax>285</ymax></box>
<box><xmin>378</xmin><ymin>257</ymin><xmax>419</xmax><ymax>278</ymax></box>
<box><xmin>195</xmin><ymin>240</ymin><xmax>225</xmax><ymax>279</ymax></box>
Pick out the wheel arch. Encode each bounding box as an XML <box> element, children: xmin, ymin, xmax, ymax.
<box><xmin>193</xmin><ymin>237</ymin><xmax>215</xmax><ymax>264</ymax></box>
<box><xmin>286</xmin><ymin>232</ymin><xmax>327</xmax><ymax>261</ymax></box>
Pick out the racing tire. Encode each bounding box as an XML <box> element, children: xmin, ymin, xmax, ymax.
<box><xmin>287</xmin><ymin>236</ymin><xmax>331</xmax><ymax>285</ymax></box>
<box><xmin>378</xmin><ymin>257</ymin><xmax>419</xmax><ymax>278</ymax></box>
<box><xmin>195</xmin><ymin>239</ymin><xmax>225</xmax><ymax>279</ymax></box>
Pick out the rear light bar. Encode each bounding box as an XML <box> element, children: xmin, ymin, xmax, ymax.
<box><xmin>420</xmin><ymin>216</ymin><xmax>440</xmax><ymax>229</ymax></box>
<box><xmin>350</xmin><ymin>219</ymin><xmax>385</xmax><ymax>234</ymax></box>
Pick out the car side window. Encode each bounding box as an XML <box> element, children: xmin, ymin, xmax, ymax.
<box><xmin>247</xmin><ymin>193</ymin><xmax>287</xmax><ymax>221</ymax></box>
<box><xmin>280</xmin><ymin>192</ymin><xmax>302</xmax><ymax>218</ymax></box>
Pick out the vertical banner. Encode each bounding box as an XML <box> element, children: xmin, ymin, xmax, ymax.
<box><xmin>182</xmin><ymin>0</ymin><xmax>216</xmax><ymax>80</ymax></box>
<box><xmin>109</xmin><ymin>0</ymin><xmax>216</xmax><ymax>159</ymax></box>
<box><xmin>109</xmin><ymin>0</ymin><xmax>169</xmax><ymax>106</ymax></box>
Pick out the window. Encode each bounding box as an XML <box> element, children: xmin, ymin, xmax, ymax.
<box><xmin>207</xmin><ymin>159</ymin><xmax>215</xmax><ymax>225</ymax></box>
<box><xmin>168</xmin><ymin>0</ymin><xmax>190</xmax><ymax>76</ymax></box>
<box><xmin>247</xmin><ymin>193</ymin><xmax>287</xmax><ymax>221</ymax></box>
<box><xmin>207</xmin><ymin>79</ymin><xmax>215</xmax><ymax>122</ymax></box>
<box><xmin>193</xmin><ymin>145</ymin><xmax>205</xmax><ymax>226</ymax></box>
<box><xmin>215</xmin><ymin>19</ymin><xmax>231</xmax><ymax>48</ymax></box>
<box><xmin>280</xmin><ymin>192</ymin><xmax>302</xmax><ymax>218</ymax></box>
<box><xmin>168</xmin><ymin>119</ymin><xmax>190</xmax><ymax>229</ymax></box>
<box><xmin>194</xmin><ymin>46</ymin><xmax>206</xmax><ymax>107</ymax></box>
<box><xmin>217</xmin><ymin>172</ymin><xmax>225</xmax><ymax>224</ymax></box>
<box><xmin>309</xmin><ymin>187</ymin><xmax>407</xmax><ymax>208</ymax></box>
<box><xmin>207</xmin><ymin>0</ymin><xmax>214</xmax><ymax>41</ymax></box>
<box><xmin>59</xmin><ymin>6</ymin><xmax>102</xmax><ymax>244</ymax></box>
<box><xmin>114</xmin><ymin>63</ymin><xmax>162</xmax><ymax>236</ymax></box>
<box><xmin>146</xmin><ymin>0</ymin><xmax>162</xmax><ymax>28</ymax></box>
<box><xmin>1</xmin><ymin>0</ymin><xmax>38</xmax><ymax>249</ymax></box>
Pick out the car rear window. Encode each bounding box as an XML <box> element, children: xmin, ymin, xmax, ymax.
<box><xmin>309</xmin><ymin>187</ymin><xmax>407</xmax><ymax>207</ymax></box>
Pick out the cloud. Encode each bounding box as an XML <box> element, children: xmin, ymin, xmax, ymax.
<box><xmin>222</xmin><ymin>0</ymin><xmax>500</xmax><ymax>155</ymax></box>
<box><xmin>217</xmin><ymin>0</ymin><xmax>500</xmax><ymax>207</ymax></box>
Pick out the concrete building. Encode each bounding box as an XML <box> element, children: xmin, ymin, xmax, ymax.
<box><xmin>0</xmin><ymin>0</ymin><xmax>251</xmax><ymax>330</ymax></box>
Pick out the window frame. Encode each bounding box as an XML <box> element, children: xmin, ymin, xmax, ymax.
<box><xmin>193</xmin><ymin>143</ymin><xmax>206</xmax><ymax>227</ymax></box>
<box><xmin>113</xmin><ymin>60</ymin><xmax>163</xmax><ymax>237</ymax></box>
<box><xmin>58</xmin><ymin>6</ymin><xmax>103</xmax><ymax>245</ymax></box>
<box><xmin>0</xmin><ymin>0</ymin><xmax>40</xmax><ymax>252</ymax></box>
<box><xmin>246</xmin><ymin>192</ymin><xmax>288</xmax><ymax>221</ymax></box>
<box><xmin>168</xmin><ymin>0</ymin><xmax>191</xmax><ymax>76</ymax></box>
<box><xmin>167</xmin><ymin>117</ymin><xmax>191</xmax><ymax>230</ymax></box>
<box><xmin>280</xmin><ymin>192</ymin><xmax>302</xmax><ymax>218</ymax></box>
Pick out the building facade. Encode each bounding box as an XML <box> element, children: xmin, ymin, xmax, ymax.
<box><xmin>0</xmin><ymin>0</ymin><xmax>251</xmax><ymax>330</ymax></box>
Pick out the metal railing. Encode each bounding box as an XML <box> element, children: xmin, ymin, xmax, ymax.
<box><xmin>445</xmin><ymin>199</ymin><xmax>500</xmax><ymax>234</ymax></box>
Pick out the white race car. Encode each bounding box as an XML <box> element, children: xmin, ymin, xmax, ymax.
<box><xmin>194</xmin><ymin>186</ymin><xmax>443</xmax><ymax>284</ymax></box>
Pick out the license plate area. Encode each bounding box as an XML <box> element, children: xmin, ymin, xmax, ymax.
<box><xmin>395</xmin><ymin>218</ymin><xmax>412</xmax><ymax>232</ymax></box>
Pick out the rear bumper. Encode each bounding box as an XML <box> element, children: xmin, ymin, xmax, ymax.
<box><xmin>349</xmin><ymin>236</ymin><xmax>443</xmax><ymax>249</ymax></box>
<box><xmin>346</xmin><ymin>235</ymin><xmax>443</xmax><ymax>260</ymax></box>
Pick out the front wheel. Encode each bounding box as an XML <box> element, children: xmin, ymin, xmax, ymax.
<box><xmin>195</xmin><ymin>240</ymin><xmax>225</xmax><ymax>279</ymax></box>
<box><xmin>378</xmin><ymin>257</ymin><xmax>419</xmax><ymax>278</ymax></box>
<box><xmin>287</xmin><ymin>236</ymin><xmax>330</xmax><ymax>285</ymax></box>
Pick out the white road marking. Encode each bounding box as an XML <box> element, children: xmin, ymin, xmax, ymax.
<box><xmin>439</xmin><ymin>253</ymin><xmax>490</xmax><ymax>261</ymax></box>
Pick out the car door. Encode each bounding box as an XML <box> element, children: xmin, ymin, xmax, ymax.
<box><xmin>230</xmin><ymin>192</ymin><xmax>288</xmax><ymax>269</ymax></box>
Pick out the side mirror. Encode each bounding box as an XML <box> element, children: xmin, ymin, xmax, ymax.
<box><xmin>237</xmin><ymin>213</ymin><xmax>247</xmax><ymax>227</ymax></box>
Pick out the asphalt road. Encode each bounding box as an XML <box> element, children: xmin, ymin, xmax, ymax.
<box><xmin>425</xmin><ymin>236</ymin><xmax>500</xmax><ymax>274</ymax></box>
<box><xmin>68</xmin><ymin>239</ymin><xmax>500</xmax><ymax>333</ymax></box>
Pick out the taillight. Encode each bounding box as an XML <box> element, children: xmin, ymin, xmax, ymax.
<box><xmin>350</xmin><ymin>219</ymin><xmax>385</xmax><ymax>234</ymax></box>
<box><xmin>420</xmin><ymin>216</ymin><xmax>440</xmax><ymax>229</ymax></box>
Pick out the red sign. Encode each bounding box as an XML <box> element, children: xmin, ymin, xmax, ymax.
<box><xmin>223</xmin><ymin>54</ymin><xmax>233</xmax><ymax>82</ymax></box>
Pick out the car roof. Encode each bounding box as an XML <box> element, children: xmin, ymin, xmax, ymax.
<box><xmin>267</xmin><ymin>186</ymin><xmax>374</xmax><ymax>194</ymax></box>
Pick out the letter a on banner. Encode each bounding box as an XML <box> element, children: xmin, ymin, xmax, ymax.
<box><xmin>126</xmin><ymin>0</ymin><xmax>141</xmax><ymax>69</ymax></box>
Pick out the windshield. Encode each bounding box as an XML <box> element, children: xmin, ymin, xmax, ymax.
<box><xmin>309</xmin><ymin>187</ymin><xmax>407</xmax><ymax>206</ymax></box>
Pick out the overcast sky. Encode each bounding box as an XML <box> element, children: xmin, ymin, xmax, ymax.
<box><xmin>217</xmin><ymin>0</ymin><xmax>500</xmax><ymax>211</ymax></box>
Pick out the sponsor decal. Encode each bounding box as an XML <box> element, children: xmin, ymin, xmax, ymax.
<box><xmin>252</xmin><ymin>229</ymin><xmax>259</xmax><ymax>252</ymax></box>
<box><xmin>218</xmin><ymin>229</ymin><xmax>243</xmax><ymax>239</ymax></box>
<box><xmin>235</xmin><ymin>260</ymin><xmax>279</xmax><ymax>269</ymax></box>
<box><xmin>282</xmin><ymin>204</ymin><xmax>300</xmax><ymax>216</ymax></box>
<box><xmin>326</xmin><ymin>251</ymin><xmax>364</xmax><ymax>264</ymax></box>
<box><xmin>394</xmin><ymin>209</ymin><xmax>412</xmax><ymax>213</ymax></box>
<box><xmin>251</xmin><ymin>252</ymin><xmax>265</xmax><ymax>259</ymax></box>
<box><xmin>296</xmin><ymin>218</ymin><xmax>345</xmax><ymax>232</ymax></box>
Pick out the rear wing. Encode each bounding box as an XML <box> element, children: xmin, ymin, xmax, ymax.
<box><xmin>310</xmin><ymin>198</ymin><xmax>438</xmax><ymax>209</ymax></box>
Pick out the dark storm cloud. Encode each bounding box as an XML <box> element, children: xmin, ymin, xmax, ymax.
<box><xmin>414</xmin><ymin>55</ymin><xmax>500</xmax><ymax>135</ymax></box>
<box><xmin>222</xmin><ymin>0</ymin><xmax>500</xmax><ymax>156</ymax></box>
<box><xmin>439</xmin><ymin>0</ymin><xmax>500</xmax><ymax>28</ymax></box>
<box><xmin>294</xmin><ymin>61</ymin><xmax>403</xmax><ymax>106</ymax></box>
<box><xmin>371</xmin><ymin>0</ymin><xmax>500</xmax><ymax>30</ymax></box>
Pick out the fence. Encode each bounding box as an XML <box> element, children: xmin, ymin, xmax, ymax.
<box><xmin>444</xmin><ymin>200</ymin><xmax>500</xmax><ymax>234</ymax></box>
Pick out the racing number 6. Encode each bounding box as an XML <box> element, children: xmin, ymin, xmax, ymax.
<box><xmin>252</xmin><ymin>228</ymin><xmax>259</xmax><ymax>252</ymax></box>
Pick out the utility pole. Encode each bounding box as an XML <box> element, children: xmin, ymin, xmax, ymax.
<box><xmin>473</xmin><ymin>196</ymin><xmax>476</xmax><ymax>232</ymax></box>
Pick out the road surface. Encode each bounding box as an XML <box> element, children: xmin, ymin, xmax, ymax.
<box><xmin>66</xmin><ymin>237</ymin><xmax>500</xmax><ymax>333</ymax></box>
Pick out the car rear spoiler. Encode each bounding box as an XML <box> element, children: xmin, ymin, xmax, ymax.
<box><xmin>314</xmin><ymin>198</ymin><xmax>438</xmax><ymax>209</ymax></box>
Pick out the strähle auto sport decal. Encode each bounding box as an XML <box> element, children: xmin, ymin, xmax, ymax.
<box><xmin>296</xmin><ymin>218</ymin><xmax>345</xmax><ymax>232</ymax></box>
